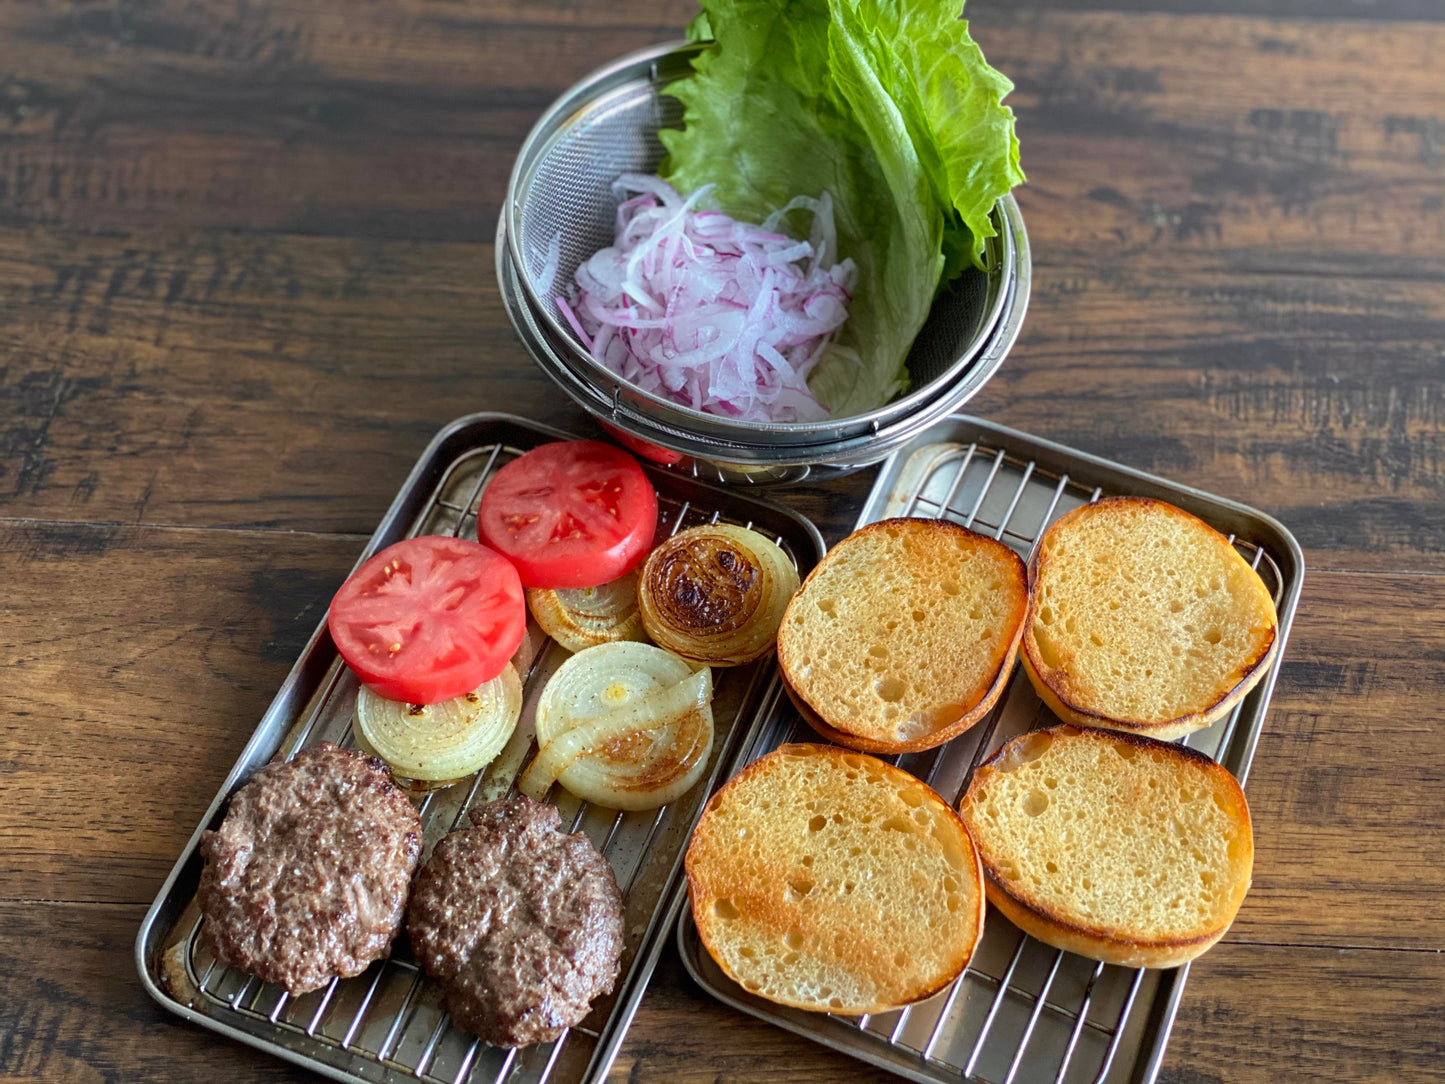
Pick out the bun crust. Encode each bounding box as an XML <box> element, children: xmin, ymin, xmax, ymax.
<box><xmin>1022</xmin><ymin>497</ymin><xmax>1278</xmax><ymax>740</ymax></box>
<box><xmin>958</xmin><ymin>725</ymin><xmax>1253</xmax><ymax>968</ymax></box>
<box><xmin>777</xmin><ymin>518</ymin><xmax>1028</xmax><ymax>753</ymax></box>
<box><xmin>686</xmin><ymin>744</ymin><xmax>985</xmax><ymax>1013</ymax></box>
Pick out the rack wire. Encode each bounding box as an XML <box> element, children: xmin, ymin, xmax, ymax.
<box><xmin>684</xmin><ymin>434</ymin><xmax>1293</xmax><ymax>1084</ymax></box>
<box><xmin>176</xmin><ymin>438</ymin><xmax>809</xmax><ymax>1084</ymax></box>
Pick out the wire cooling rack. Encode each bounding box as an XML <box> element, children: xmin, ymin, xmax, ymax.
<box><xmin>137</xmin><ymin>414</ymin><xmax>825</xmax><ymax>1084</ymax></box>
<box><xmin>679</xmin><ymin>416</ymin><xmax>1304</xmax><ymax>1084</ymax></box>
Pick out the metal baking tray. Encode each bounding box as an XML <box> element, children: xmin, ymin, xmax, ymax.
<box><xmin>677</xmin><ymin>413</ymin><xmax>1305</xmax><ymax>1084</ymax></box>
<box><xmin>135</xmin><ymin>412</ymin><xmax>826</xmax><ymax>1084</ymax></box>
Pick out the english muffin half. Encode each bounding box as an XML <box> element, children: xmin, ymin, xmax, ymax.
<box><xmin>958</xmin><ymin>725</ymin><xmax>1253</xmax><ymax>969</ymax></box>
<box><xmin>777</xmin><ymin>518</ymin><xmax>1028</xmax><ymax>753</ymax></box>
<box><xmin>1022</xmin><ymin>497</ymin><xmax>1278</xmax><ymax>740</ymax></box>
<box><xmin>686</xmin><ymin>744</ymin><xmax>985</xmax><ymax>1014</ymax></box>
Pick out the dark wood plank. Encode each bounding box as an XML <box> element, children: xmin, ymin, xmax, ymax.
<box><xmin>1162</xmin><ymin>942</ymin><xmax>1445</xmax><ymax>1083</ymax></box>
<box><xmin>0</xmin><ymin>0</ymin><xmax>695</xmax><ymax>240</ymax></box>
<box><xmin>0</xmin><ymin>7</ymin><xmax>1440</xmax><ymax>564</ymax></box>
<box><xmin>0</xmin><ymin>6</ymin><xmax>1438</xmax><ymax>277</ymax></box>
<box><xmin>0</xmin><ymin>520</ymin><xmax>358</xmax><ymax>904</ymax></box>
<box><xmin>5</xmin><ymin>226</ymin><xmax>1445</xmax><ymax>568</ymax></box>
<box><xmin>0</xmin><ymin>902</ymin><xmax>308</xmax><ymax>1083</ymax></box>
<box><xmin>4</xmin><ymin>904</ymin><xmax>1441</xmax><ymax>1084</ymax></box>
<box><xmin>0</xmin><ymin>228</ymin><xmax>578</xmax><ymax>532</ymax></box>
<box><xmin>1009</xmin><ymin>0</ymin><xmax>1445</xmax><ymax>20</ymax></box>
<box><xmin>994</xmin><ymin>12</ymin><xmax>1445</xmax><ymax>280</ymax></box>
<box><xmin>1</xmin><ymin>6</ymin><xmax>1441</xmax><ymax>569</ymax></box>
<box><xmin>1230</xmin><ymin>570</ymin><xmax>1445</xmax><ymax>950</ymax></box>
<box><xmin>975</xmin><ymin>259</ymin><xmax>1445</xmax><ymax>570</ymax></box>
<box><xmin>0</xmin><ymin>222</ymin><xmax>875</xmax><ymax>543</ymax></box>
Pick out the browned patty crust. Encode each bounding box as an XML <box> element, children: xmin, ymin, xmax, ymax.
<box><xmin>197</xmin><ymin>742</ymin><xmax>423</xmax><ymax>995</ymax></box>
<box><xmin>407</xmin><ymin>796</ymin><xmax>625</xmax><ymax>1047</ymax></box>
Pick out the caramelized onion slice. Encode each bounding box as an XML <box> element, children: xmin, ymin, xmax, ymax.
<box><xmin>518</xmin><ymin>642</ymin><xmax>714</xmax><ymax>810</ymax></box>
<box><xmin>638</xmin><ymin>524</ymin><xmax>800</xmax><ymax>666</ymax></box>
<box><xmin>353</xmin><ymin>664</ymin><xmax>522</xmax><ymax>784</ymax></box>
<box><xmin>527</xmin><ymin>571</ymin><xmax>647</xmax><ymax>654</ymax></box>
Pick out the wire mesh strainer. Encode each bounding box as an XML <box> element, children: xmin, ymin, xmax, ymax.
<box><xmin>499</xmin><ymin>41</ymin><xmax>1029</xmax><ymax>474</ymax></box>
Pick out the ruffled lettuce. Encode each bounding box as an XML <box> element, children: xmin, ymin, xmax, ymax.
<box><xmin>661</xmin><ymin>0</ymin><xmax>1023</xmax><ymax>416</ymax></box>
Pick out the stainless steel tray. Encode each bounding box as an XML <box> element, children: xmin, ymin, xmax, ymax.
<box><xmin>135</xmin><ymin>412</ymin><xmax>826</xmax><ymax>1084</ymax></box>
<box><xmin>677</xmin><ymin>414</ymin><xmax>1305</xmax><ymax>1084</ymax></box>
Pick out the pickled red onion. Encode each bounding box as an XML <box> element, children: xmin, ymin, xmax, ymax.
<box><xmin>564</xmin><ymin>174</ymin><xmax>856</xmax><ymax>423</ymax></box>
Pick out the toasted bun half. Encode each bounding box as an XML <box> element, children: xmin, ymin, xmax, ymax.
<box><xmin>1022</xmin><ymin>497</ymin><xmax>1278</xmax><ymax>740</ymax></box>
<box><xmin>776</xmin><ymin>519</ymin><xmax>1028</xmax><ymax>753</ymax></box>
<box><xmin>686</xmin><ymin>744</ymin><xmax>985</xmax><ymax>1014</ymax></box>
<box><xmin>958</xmin><ymin>725</ymin><xmax>1253</xmax><ymax>968</ymax></box>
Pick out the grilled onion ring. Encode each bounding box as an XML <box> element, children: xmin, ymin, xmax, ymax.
<box><xmin>638</xmin><ymin>524</ymin><xmax>800</xmax><ymax>666</ymax></box>
<box><xmin>527</xmin><ymin>571</ymin><xmax>647</xmax><ymax>654</ymax></box>
<box><xmin>353</xmin><ymin>664</ymin><xmax>522</xmax><ymax>787</ymax></box>
<box><xmin>518</xmin><ymin>642</ymin><xmax>714</xmax><ymax>810</ymax></box>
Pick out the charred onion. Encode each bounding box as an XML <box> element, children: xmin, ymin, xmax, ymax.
<box><xmin>518</xmin><ymin>642</ymin><xmax>714</xmax><ymax>810</ymax></box>
<box><xmin>638</xmin><ymin>524</ymin><xmax>799</xmax><ymax>666</ymax></box>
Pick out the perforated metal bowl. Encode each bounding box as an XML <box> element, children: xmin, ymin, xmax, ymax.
<box><xmin>498</xmin><ymin>41</ymin><xmax>1029</xmax><ymax>481</ymax></box>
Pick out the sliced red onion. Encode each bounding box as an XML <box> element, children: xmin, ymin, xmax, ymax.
<box><xmin>533</xmin><ymin>231</ymin><xmax>561</xmax><ymax>295</ymax></box>
<box><xmin>566</xmin><ymin>174</ymin><xmax>856</xmax><ymax>423</ymax></box>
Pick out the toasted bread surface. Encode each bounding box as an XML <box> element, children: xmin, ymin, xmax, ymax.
<box><xmin>958</xmin><ymin>725</ymin><xmax>1253</xmax><ymax>968</ymax></box>
<box><xmin>1023</xmin><ymin>497</ymin><xmax>1278</xmax><ymax>739</ymax></box>
<box><xmin>686</xmin><ymin>744</ymin><xmax>985</xmax><ymax>1014</ymax></box>
<box><xmin>777</xmin><ymin>519</ymin><xmax>1028</xmax><ymax>752</ymax></box>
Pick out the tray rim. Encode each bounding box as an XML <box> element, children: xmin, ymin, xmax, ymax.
<box><xmin>133</xmin><ymin>410</ymin><xmax>827</xmax><ymax>1084</ymax></box>
<box><xmin>675</xmin><ymin>411</ymin><xmax>1306</xmax><ymax>1084</ymax></box>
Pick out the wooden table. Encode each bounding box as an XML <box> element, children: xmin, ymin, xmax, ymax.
<box><xmin>3</xmin><ymin>1</ymin><xmax>1441</xmax><ymax>1081</ymax></box>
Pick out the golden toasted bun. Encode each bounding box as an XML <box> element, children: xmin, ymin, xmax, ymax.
<box><xmin>1022</xmin><ymin>497</ymin><xmax>1278</xmax><ymax>740</ymax></box>
<box><xmin>776</xmin><ymin>519</ymin><xmax>1028</xmax><ymax>753</ymax></box>
<box><xmin>958</xmin><ymin>725</ymin><xmax>1253</xmax><ymax>968</ymax></box>
<box><xmin>686</xmin><ymin>744</ymin><xmax>984</xmax><ymax>1014</ymax></box>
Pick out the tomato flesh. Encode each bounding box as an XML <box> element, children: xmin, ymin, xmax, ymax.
<box><xmin>478</xmin><ymin>440</ymin><xmax>658</xmax><ymax>589</ymax></box>
<box><xmin>328</xmin><ymin>536</ymin><xmax>525</xmax><ymax>704</ymax></box>
<box><xmin>599</xmin><ymin>422</ymin><xmax>686</xmax><ymax>466</ymax></box>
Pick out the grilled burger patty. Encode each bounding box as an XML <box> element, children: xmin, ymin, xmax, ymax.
<box><xmin>197</xmin><ymin>742</ymin><xmax>423</xmax><ymax>995</ymax></box>
<box><xmin>408</xmin><ymin>795</ymin><xmax>625</xmax><ymax>1047</ymax></box>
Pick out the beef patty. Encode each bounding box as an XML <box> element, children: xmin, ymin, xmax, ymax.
<box><xmin>408</xmin><ymin>795</ymin><xmax>625</xmax><ymax>1047</ymax></box>
<box><xmin>197</xmin><ymin>742</ymin><xmax>422</xmax><ymax>995</ymax></box>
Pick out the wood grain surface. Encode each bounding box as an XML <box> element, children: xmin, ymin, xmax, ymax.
<box><xmin>2</xmin><ymin>1</ymin><xmax>1441</xmax><ymax>1082</ymax></box>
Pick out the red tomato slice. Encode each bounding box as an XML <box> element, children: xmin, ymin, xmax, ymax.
<box><xmin>478</xmin><ymin>440</ymin><xmax>658</xmax><ymax>589</ymax></box>
<box><xmin>599</xmin><ymin>421</ymin><xmax>686</xmax><ymax>466</ymax></box>
<box><xmin>328</xmin><ymin>536</ymin><xmax>525</xmax><ymax>705</ymax></box>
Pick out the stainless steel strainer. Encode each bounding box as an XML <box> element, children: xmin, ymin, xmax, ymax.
<box><xmin>498</xmin><ymin>40</ymin><xmax>1029</xmax><ymax>478</ymax></box>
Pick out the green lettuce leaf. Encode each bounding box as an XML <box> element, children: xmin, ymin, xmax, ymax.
<box><xmin>660</xmin><ymin>0</ymin><xmax>1023</xmax><ymax>416</ymax></box>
